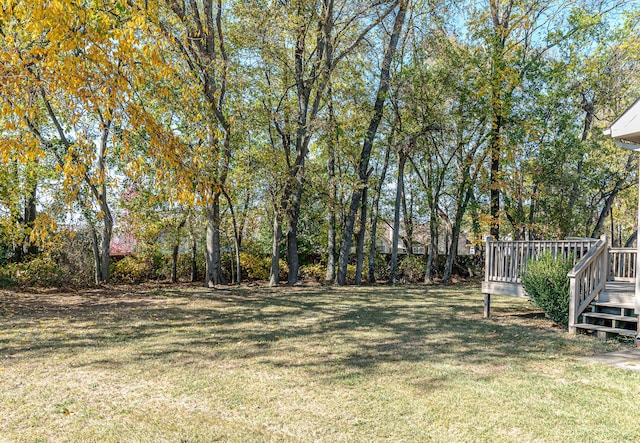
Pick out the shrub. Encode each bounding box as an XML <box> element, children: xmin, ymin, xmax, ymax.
<box><xmin>300</xmin><ymin>263</ymin><xmax>327</xmax><ymax>282</ymax></box>
<box><xmin>240</xmin><ymin>252</ymin><xmax>270</xmax><ymax>280</ymax></box>
<box><xmin>0</xmin><ymin>266</ymin><xmax>15</xmax><ymax>288</ymax></box>
<box><xmin>371</xmin><ymin>253</ymin><xmax>390</xmax><ymax>281</ymax></box>
<box><xmin>54</xmin><ymin>232</ymin><xmax>95</xmax><ymax>286</ymax></box>
<box><xmin>110</xmin><ymin>255</ymin><xmax>154</xmax><ymax>283</ymax></box>
<box><xmin>521</xmin><ymin>252</ymin><xmax>572</xmax><ymax>326</ymax></box>
<box><xmin>233</xmin><ymin>252</ymin><xmax>288</xmax><ymax>282</ymax></box>
<box><xmin>176</xmin><ymin>253</ymin><xmax>206</xmax><ymax>281</ymax></box>
<box><xmin>0</xmin><ymin>255</ymin><xmax>64</xmax><ymax>287</ymax></box>
<box><xmin>278</xmin><ymin>259</ymin><xmax>289</xmax><ymax>282</ymax></box>
<box><xmin>0</xmin><ymin>229</ymin><xmax>96</xmax><ymax>288</ymax></box>
<box><xmin>398</xmin><ymin>255</ymin><xmax>425</xmax><ymax>282</ymax></box>
<box><xmin>346</xmin><ymin>264</ymin><xmax>359</xmax><ymax>283</ymax></box>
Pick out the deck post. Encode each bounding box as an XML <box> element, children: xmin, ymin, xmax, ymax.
<box><xmin>484</xmin><ymin>293</ymin><xmax>491</xmax><ymax>318</ymax></box>
<box><xmin>568</xmin><ymin>275</ymin><xmax>577</xmax><ymax>334</ymax></box>
<box><xmin>483</xmin><ymin>236</ymin><xmax>493</xmax><ymax>318</ymax></box>
<box><xmin>600</xmin><ymin>234</ymin><xmax>608</xmax><ymax>280</ymax></box>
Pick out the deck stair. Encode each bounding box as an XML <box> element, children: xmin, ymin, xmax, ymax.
<box><xmin>574</xmin><ymin>282</ymin><xmax>638</xmax><ymax>339</ymax></box>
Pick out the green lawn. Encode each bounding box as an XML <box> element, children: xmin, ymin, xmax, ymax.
<box><xmin>1</xmin><ymin>283</ymin><xmax>638</xmax><ymax>442</ymax></box>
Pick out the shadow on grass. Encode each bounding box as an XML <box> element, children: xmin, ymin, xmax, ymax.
<box><xmin>0</xmin><ymin>284</ymin><xmax>601</xmax><ymax>383</ymax></box>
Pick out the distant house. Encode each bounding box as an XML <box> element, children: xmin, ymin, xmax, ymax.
<box><xmin>376</xmin><ymin>224</ymin><xmax>472</xmax><ymax>256</ymax></box>
<box><xmin>110</xmin><ymin>232</ymin><xmax>136</xmax><ymax>259</ymax></box>
<box><xmin>60</xmin><ymin>221</ymin><xmax>136</xmax><ymax>260</ymax></box>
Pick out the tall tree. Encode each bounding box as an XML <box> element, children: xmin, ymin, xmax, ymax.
<box><xmin>248</xmin><ymin>0</ymin><xmax>398</xmax><ymax>284</ymax></box>
<box><xmin>336</xmin><ymin>0</ymin><xmax>408</xmax><ymax>285</ymax></box>
<box><xmin>150</xmin><ymin>0</ymin><xmax>235</xmax><ymax>287</ymax></box>
<box><xmin>0</xmin><ymin>0</ymin><xmax>151</xmax><ymax>282</ymax></box>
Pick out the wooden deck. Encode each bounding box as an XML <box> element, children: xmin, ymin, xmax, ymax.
<box><xmin>483</xmin><ymin>236</ymin><xmax>639</xmax><ymax>339</ymax></box>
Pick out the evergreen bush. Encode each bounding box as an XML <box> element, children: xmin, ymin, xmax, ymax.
<box><xmin>521</xmin><ymin>252</ymin><xmax>573</xmax><ymax>326</ymax></box>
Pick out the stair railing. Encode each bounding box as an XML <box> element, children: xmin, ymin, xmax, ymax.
<box><xmin>568</xmin><ymin>236</ymin><xmax>608</xmax><ymax>334</ymax></box>
<box><xmin>609</xmin><ymin>248</ymin><xmax>637</xmax><ymax>281</ymax></box>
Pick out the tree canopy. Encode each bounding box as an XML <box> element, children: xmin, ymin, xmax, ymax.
<box><xmin>1</xmin><ymin>0</ymin><xmax>639</xmax><ymax>286</ymax></box>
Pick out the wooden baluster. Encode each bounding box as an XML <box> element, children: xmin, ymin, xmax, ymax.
<box><xmin>510</xmin><ymin>242</ymin><xmax>515</xmax><ymax>282</ymax></box>
<box><xmin>569</xmin><ymin>273</ymin><xmax>578</xmax><ymax>334</ymax></box>
<box><xmin>515</xmin><ymin>242</ymin><xmax>521</xmax><ymax>282</ymax></box>
<box><xmin>503</xmin><ymin>243</ymin><xmax>508</xmax><ymax>281</ymax></box>
<box><xmin>503</xmin><ymin>243</ymin><xmax>507</xmax><ymax>282</ymax></box>
<box><xmin>485</xmin><ymin>236</ymin><xmax>493</xmax><ymax>282</ymax></box>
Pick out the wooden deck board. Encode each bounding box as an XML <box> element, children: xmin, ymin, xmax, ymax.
<box><xmin>481</xmin><ymin>281</ymin><xmax>526</xmax><ymax>298</ymax></box>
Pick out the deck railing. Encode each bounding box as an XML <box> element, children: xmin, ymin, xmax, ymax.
<box><xmin>609</xmin><ymin>248</ymin><xmax>637</xmax><ymax>281</ymax></box>
<box><xmin>568</xmin><ymin>238</ymin><xmax>608</xmax><ymax>334</ymax></box>
<box><xmin>484</xmin><ymin>238</ymin><xmax>597</xmax><ymax>284</ymax></box>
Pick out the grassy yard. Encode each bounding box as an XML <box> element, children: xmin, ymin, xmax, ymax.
<box><xmin>1</xmin><ymin>283</ymin><xmax>638</xmax><ymax>442</ymax></box>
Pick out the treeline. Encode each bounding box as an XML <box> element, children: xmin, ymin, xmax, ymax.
<box><xmin>1</xmin><ymin>0</ymin><xmax>639</xmax><ymax>287</ymax></box>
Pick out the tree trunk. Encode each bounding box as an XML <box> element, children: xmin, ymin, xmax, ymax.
<box><xmin>24</xmin><ymin>184</ymin><xmax>38</xmax><ymax>256</ymax></box>
<box><xmin>527</xmin><ymin>185</ymin><xmax>538</xmax><ymax>240</ymax></box>
<box><xmin>336</xmin><ymin>0</ymin><xmax>407</xmax><ymax>285</ymax></box>
<box><xmin>233</xmin><ymin>237</ymin><xmax>241</xmax><ymax>285</ymax></box>
<box><xmin>222</xmin><ymin>190</ymin><xmax>242</xmax><ymax>285</ymax></box>
<box><xmin>425</xmin><ymin>210</ymin><xmax>437</xmax><ymax>284</ymax></box>
<box><xmin>390</xmin><ymin>151</ymin><xmax>406</xmax><ymax>283</ymax></box>
<box><xmin>487</xmin><ymin>1</ymin><xmax>511</xmax><ymax>241</ymax></box>
<box><xmin>564</xmin><ymin>100</ymin><xmax>593</xmax><ymax>236</ymax></box>
<box><xmin>590</xmin><ymin>155</ymin><xmax>635</xmax><ymax>238</ymax></box>
<box><xmin>270</xmin><ymin>216</ymin><xmax>283</xmax><ymax>287</ymax></box>
<box><xmin>171</xmin><ymin>242</ymin><xmax>179</xmax><ymax>283</ymax></box>
<box><xmin>368</xmin><ymin>142</ymin><xmax>392</xmax><ymax>283</ymax></box>
<box><xmin>401</xmin><ymin>154</ymin><xmax>413</xmax><ymax>255</ymax></box>
<box><xmin>97</xmin><ymin>120</ymin><xmax>112</xmax><ymax>283</ymax></box>
<box><xmin>90</xmin><ymin>225</ymin><xmax>101</xmax><ymax>285</ymax></box>
<box><xmin>325</xmin><ymin>87</ymin><xmax>338</xmax><ymax>282</ymax></box>
<box><xmin>190</xmin><ymin>235</ymin><xmax>198</xmax><ymax>282</ymax></box>
<box><xmin>206</xmin><ymin>192</ymin><xmax>225</xmax><ymax>287</ymax></box>
<box><xmin>326</xmin><ymin>209</ymin><xmax>337</xmax><ymax>282</ymax></box>
<box><xmin>171</xmin><ymin>219</ymin><xmax>186</xmax><ymax>284</ymax></box>
<box><xmin>270</xmin><ymin>214</ymin><xmax>283</xmax><ymax>287</ymax></box>
<box><xmin>355</xmin><ymin>186</ymin><xmax>368</xmax><ymax>285</ymax></box>
<box><xmin>443</xmin><ymin>184</ymin><xmax>474</xmax><ymax>282</ymax></box>
<box><xmin>13</xmin><ymin>182</ymin><xmax>38</xmax><ymax>262</ymax></box>
<box><xmin>610</xmin><ymin>206</ymin><xmax>615</xmax><ymax>247</ymax></box>
<box><xmin>228</xmin><ymin>229</ymin><xmax>235</xmax><ymax>285</ymax></box>
<box><xmin>489</xmin><ymin>118</ymin><xmax>502</xmax><ymax>240</ymax></box>
<box><xmin>268</xmin><ymin>0</ymin><xmax>394</xmax><ymax>285</ymax></box>
<box><xmin>625</xmin><ymin>230</ymin><xmax>637</xmax><ymax>248</ymax></box>
<box><xmin>286</xmin><ymin>189</ymin><xmax>302</xmax><ymax>285</ymax></box>
<box><xmin>99</xmin><ymin>202</ymin><xmax>112</xmax><ymax>283</ymax></box>
<box><xmin>443</xmin><ymin>229</ymin><xmax>459</xmax><ymax>282</ymax></box>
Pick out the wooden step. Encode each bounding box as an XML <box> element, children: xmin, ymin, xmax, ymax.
<box><xmin>591</xmin><ymin>301</ymin><xmax>636</xmax><ymax>310</ymax></box>
<box><xmin>599</xmin><ymin>292</ymin><xmax>636</xmax><ymax>305</ymax></box>
<box><xmin>582</xmin><ymin>312</ymin><xmax>639</xmax><ymax>323</ymax></box>
<box><xmin>574</xmin><ymin>323</ymin><xmax>638</xmax><ymax>336</ymax></box>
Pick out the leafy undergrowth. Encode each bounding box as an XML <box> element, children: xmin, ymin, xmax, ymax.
<box><xmin>1</xmin><ymin>283</ymin><xmax>638</xmax><ymax>442</ymax></box>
